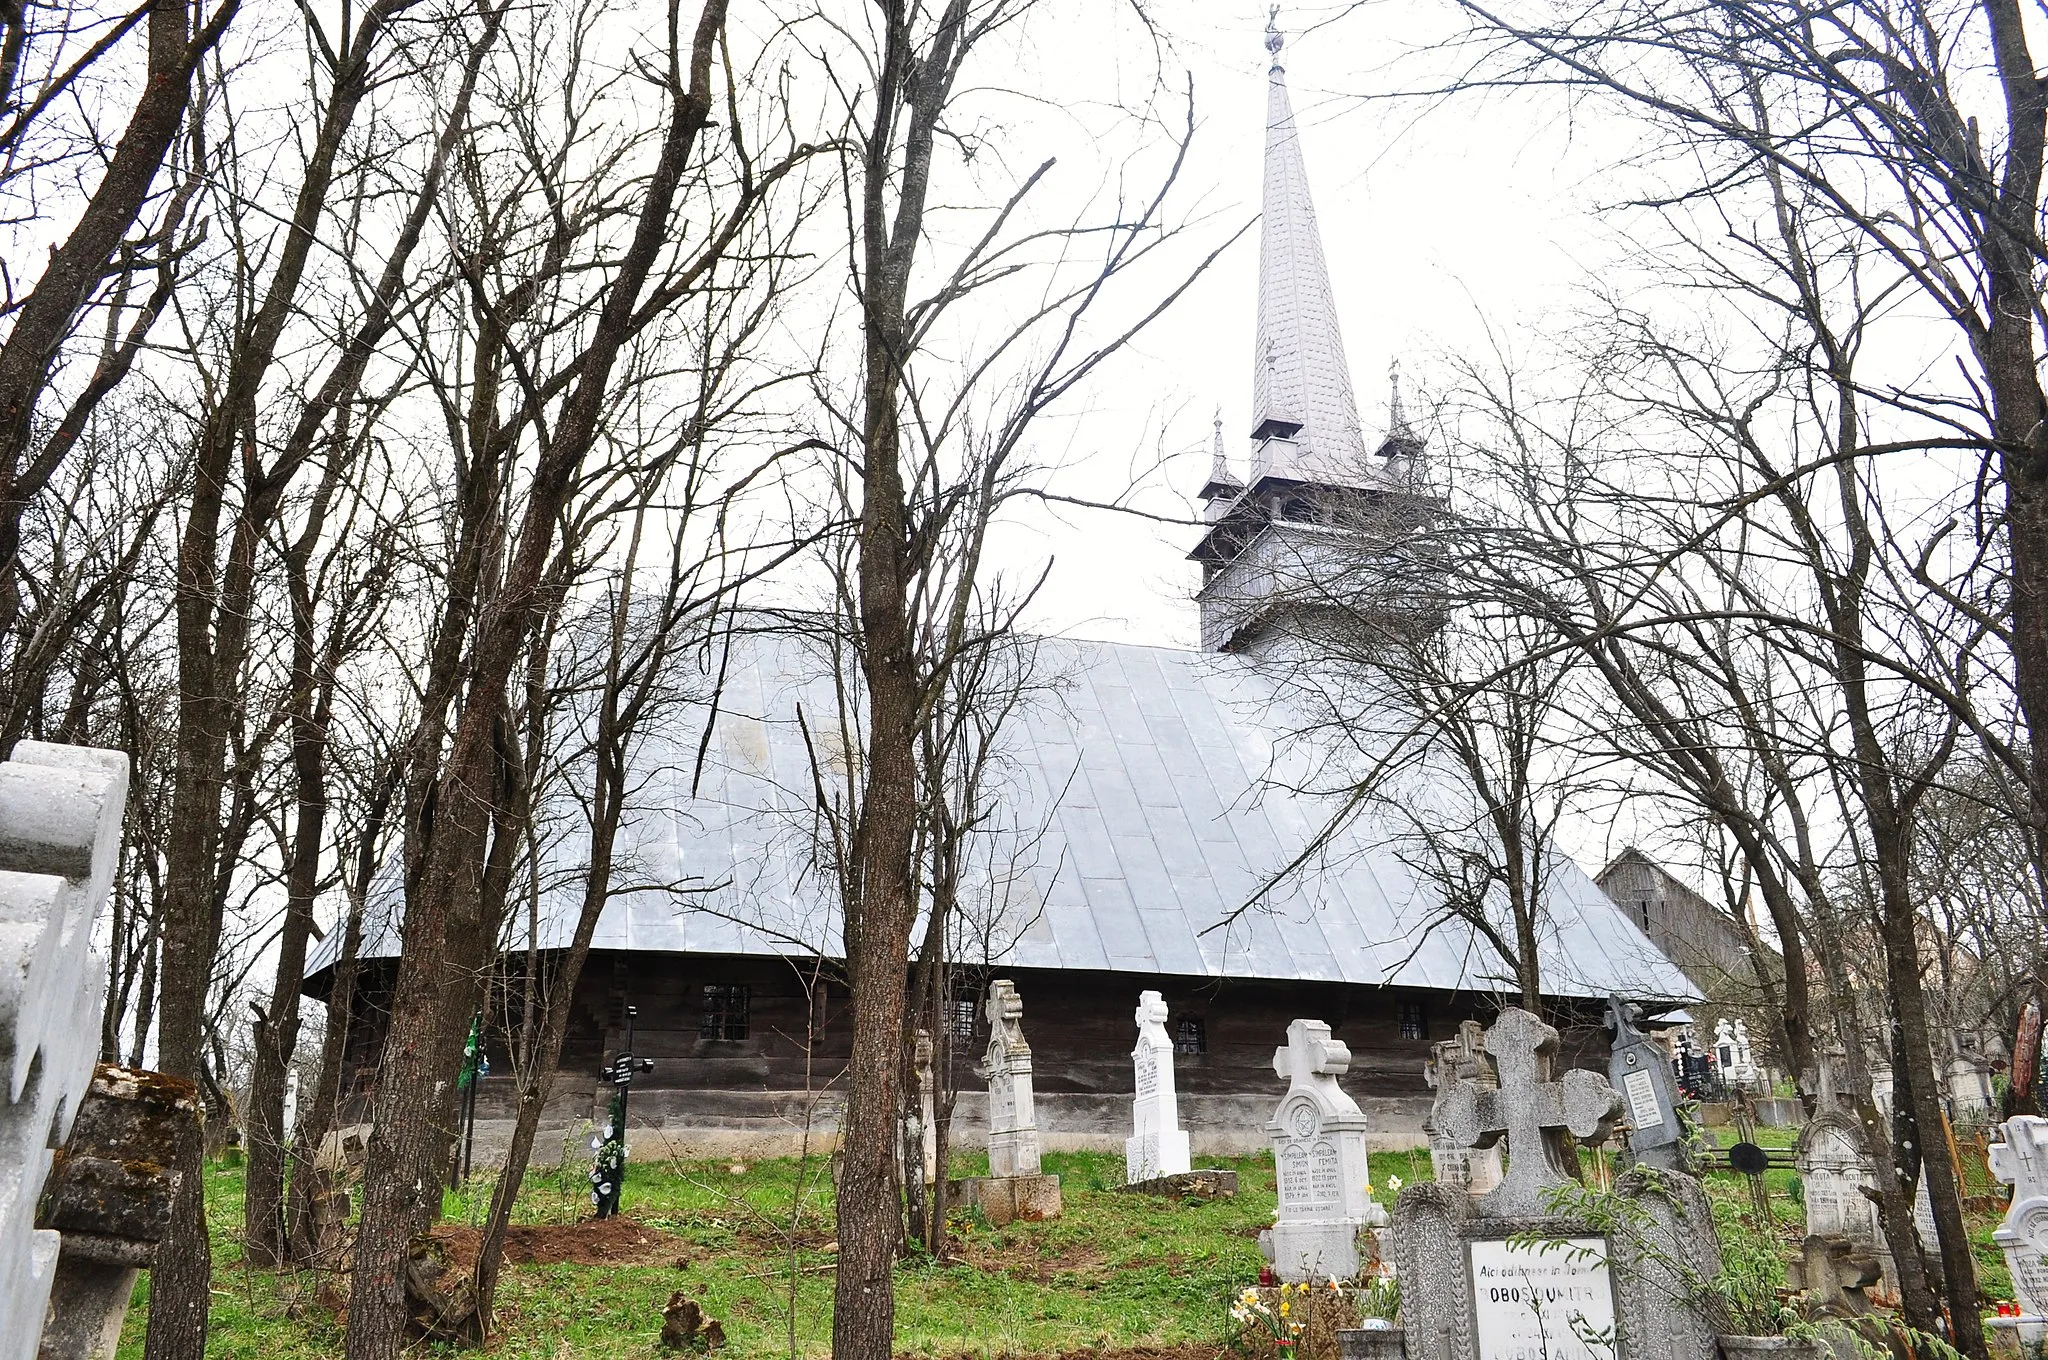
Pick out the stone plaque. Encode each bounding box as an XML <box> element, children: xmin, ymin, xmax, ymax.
<box><xmin>1623</xmin><ymin>1069</ymin><xmax>1663</xmax><ymax>1133</ymax></box>
<box><xmin>1469</xmin><ymin>1237</ymin><xmax>1618</xmax><ymax>1360</ymax></box>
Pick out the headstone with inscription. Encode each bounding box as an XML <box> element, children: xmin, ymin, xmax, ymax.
<box><xmin>1258</xmin><ymin>1019</ymin><xmax>1386</xmax><ymax>1282</ymax></box>
<box><xmin>1795</xmin><ymin>1107</ymin><xmax>1887</xmax><ymax>1263</ymax></box>
<box><xmin>981</xmin><ymin>979</ymin><xmax>1040</xmax><ymax>1178</ymax></box>
<box><xmin>1391</xmin><ymin>1006</ymin><xmax>1720</xmax><ymax>1360</ymax></box>
<box><xmin>1424</xmin><ymin>1020</ymin><xmax>1502</xmax><ymax>1194</ymax></box>
<box><xmin>1607</xmin><ymin>996</ymin><xmax>1688</xmax><ymax>1174</ymax></box>
<box><xmin>1126</xmin><ymin>991</ymin><xmax>1191</xmax><ymax>1183</ymax></box>
<box><xmin>1990</xmin><ymin>1115</ymin><xmax>2048</xmax><ymax>1317</ymax></box>
<box><xmin>948</xmin><ymin>980</ymin><xmax>1061</xmax><ymax>1225</ymax></box>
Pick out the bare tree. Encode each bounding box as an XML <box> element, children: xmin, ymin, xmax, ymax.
<box><xmin>339</xmin><ymin>0</ymin><xmax>817</xmax><ymax>1346</ymax></box>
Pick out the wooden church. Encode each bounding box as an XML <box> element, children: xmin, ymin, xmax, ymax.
<box><xmin>305</xmin><ymin>23</ymin><xmax>1698</xmax><ymax>1162</ymax></box>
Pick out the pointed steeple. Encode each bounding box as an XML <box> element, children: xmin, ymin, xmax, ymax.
<box><xmin>1251</xmin><ymin>9</ymin><xmax>1370</xmax><ymax>486</ymax></box>
<box><xmin>1376</xmin><ymin>358</ymin><xmax>1425</xmax><ymax>468</ymax></box>
<box><xmin>1199</xmin><ymin>409</ymin><xmax>1242</xmax><ymax>515</ymax></box>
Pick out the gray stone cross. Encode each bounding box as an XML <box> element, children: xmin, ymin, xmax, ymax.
<box><xmin>1439</xmin><ymin>1007</ymin><xmax>1621</xmax><ymax>1217</ymax></box>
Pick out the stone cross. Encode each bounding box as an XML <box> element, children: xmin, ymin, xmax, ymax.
<box><xmin>913</xmin><ymin>1029</ymin><xmax>937</xmax><ymax>1188</ymax></box>
<box><xmin>1608</xmin><ymin>995</ymin><xmax>1687</xmax><ymax>1173</ymax></box>
<box><xmin>36</xmin><ymin>1065</ymin><xmax>199</xmax><ymax>1360</ymax></box>
<box><xmin>979</xmin><ymin>980</ymin><xmax>1041</xmax><ymax>1178</ymax></box>
<box><xmin>1787</xmin><ymin>1234</ymin><xmax>1881</xmax><ymax>1321</ymax></box>
<box><xmin>1438</xmin><ymin>1006</ymin><xmax>1622</xmax><ymax>1217</ymax></box>
<box><xmin>1260</xmin><ymin>1018</ymin><xmax>1384</xmax><ymax>1281</ymax></box>
<box><xmin>1424</xmin><ymin>1019</ymin><xmax>1502</xmax><ymax>1193</ymax></box>
<box><xmin>0</xmin><ymin>742</ymin><xmax>130</xmax><ymax>1360</ymax></box>
<box><xmin>1990</xmin><ymin>1115</ymin><xmax>2048</xmax><ymax>1315</ymax></box>
<box><xmin>1126</xmin><ymin>991</ymin><xmax>1190</xmax><ymax>1182</ymax></box>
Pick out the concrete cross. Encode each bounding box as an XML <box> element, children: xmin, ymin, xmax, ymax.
<box><xmin>1992</xmin><ymin>1117</ymin><xmax>2048</xmax><ymax>1205</ymax></box>
<box><xmin>1137</xmin><ymin>991</ymin><xmax>1170</xmax><ymax>1035</ymax></box>
<box><xmin>1426</xmin><ymin>1019</ymin><xmax>1490</xmax><ymax>1094</ymax></box>
<box><xmin>1438</xmin><ymin>1007</ymin><xmax>1621</xmax><ymax>1217</ymax></box>
<box><xmin>1272</xmin><ymin>1017</ymin><xmax>1351</xmax><ymax>1087</ymax></box>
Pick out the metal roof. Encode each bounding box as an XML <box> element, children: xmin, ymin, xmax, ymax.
<box><xmin>308</xmin><ymin>624</ymin><xmax>1701</xmax><ymax>1007</ymax></box>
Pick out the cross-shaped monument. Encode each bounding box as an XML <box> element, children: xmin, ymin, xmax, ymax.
<box><xmin>1424</xmin><ymin>1019</ymin><xmax>1503</xmax><ymax>1193</ymax></box>
<box><xmin>1260</xmin><ymin>1018</ymin><xmax>1383</xmax><ymax>1281</ymax></box>
<box><xmin>1438</xmin><ymin>1007</ymin><xmax>1622</xmax><ymax>1218</ymax></box>
<box><xmin>1990</xmin><ymin>1115</ymin><xmax>2048</xmax><ymax>1316</ymax></box>
<box><xmin>1126</xmin><ymin>991</ymin><xmax>1191</xmax><ymax>1182</ymax></box>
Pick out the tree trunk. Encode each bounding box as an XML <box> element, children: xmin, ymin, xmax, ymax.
<box><xmin>244</xmin><ymin>600</ymin><xmax>335</xmax><ymax>1264</ymax></box>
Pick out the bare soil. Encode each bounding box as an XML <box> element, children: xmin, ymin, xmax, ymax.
<box><xmin>429</xmin><ymin>1216</ymin><xmax>684</xmax><ymax>1271</ymax></box>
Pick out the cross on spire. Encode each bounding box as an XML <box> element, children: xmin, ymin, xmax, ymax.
<box><xmin>1437</xmin><ymin>1007</ymin><xmax>1622</xmax><ymax>1216</ymax></box>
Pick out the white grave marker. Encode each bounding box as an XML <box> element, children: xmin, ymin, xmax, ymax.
<box><xmin>1260</xmin><ymin>1018</ymin><xmax>1385</xmax><ymax>1282</ymax></box>
<box><xmin>0</xmin><ymin>743</ymin><xmax>130</xmax><ymax>1360</ymax></box>
<box><xmin>1126</xmin><ymin>991</ymin><xmax>1191</xmax><ymax>1182</ymax></box>
<box><xmin>1990</xmin><ymin>1115</ymin><xmax>2048</xmax><ymax>1316</ymax></box>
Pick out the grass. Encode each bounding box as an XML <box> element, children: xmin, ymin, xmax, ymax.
<box><xmin>116</xmin><ymin>1135</ymin><xmax>2015</xmax><ymax>1358</ymax></box>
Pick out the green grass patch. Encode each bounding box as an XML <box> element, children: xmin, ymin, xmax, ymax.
<box><xmin>118</xmin><ymin>1136</ymin><xmax>2014</xmax><ymax>1357</ymax></box>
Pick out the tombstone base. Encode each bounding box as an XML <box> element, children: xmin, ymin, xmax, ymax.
<box><xmin>1988</xmin><ymin>1316</ymin><xmax>2048</xmax><ymax>1360</ymax></box>
<box><xmin>37</xmin><ymin>1253</ymin><xmax>137</xmax><ymax>1360</ymax></box>
<box><xmin>1336</xmin><ymin>1326</ymin><xmax>1405</xmax><ymax>1360</ymax></box>
<box><xmin>948</xmin><ymin>1174</ymin><xmax>1062</xmax><ymax>1226</ymax></box>
<box><xmin>1125</xmin><ymin>1129</ymin><xmax>1191</xmax><ymax>1183</ymax></box>
<box><xmin>1259</xmin><ymin>1212</ymin><xmax>1384</xmax><ymax>1283</ymax></box>
<box><xmin>1118</xmin><ymin>1169</ymin><xmax>1238</xmax><ymax>1199</ymax></box>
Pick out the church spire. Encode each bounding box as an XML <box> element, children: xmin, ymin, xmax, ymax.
<box><xmin>1250</xmin><ymin>8</ymin><xmax>1370</xmax><ymax>486</ymax></box>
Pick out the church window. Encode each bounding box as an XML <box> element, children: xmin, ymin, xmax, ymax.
<box><xmin>947</xmin><ymin>996</ymin><xmax>979</xmax><ymax>1038</ymax></box>
<box><xmin>1173</xmin><ymin>1017</ymin><xmax>1207</xmax><ymax>1054</ymax></box>
<box><xmin>701</xmin><ymin>984</ymin><xmax>750</xmax><ymax>1040</ymax></box>
<box><xmin>1399</xmin><ymin>1000</ymin><xmax>1427</xmax><ymax>1040</ymax></box>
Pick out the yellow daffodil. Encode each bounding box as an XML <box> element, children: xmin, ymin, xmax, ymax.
<box><xmin>1279</xmin><ymin>1302</ymin><xmax>1291</xmax><ymax>1317</ymax></box>
<box><xmin>1361</xmin><ymin>1181</ymin><xmax>1375</xmax><ymax>1196</ymax></box>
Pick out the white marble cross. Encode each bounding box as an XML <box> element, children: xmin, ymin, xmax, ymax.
<box><xmin>1439</xmin><ymin>1007</ymin><xmax>1621</xmax><ymax>1217</ymax></box>
<box><xmin>1273</xmin><ymin>1016</ymin><xmax>1351</xmax><ymax>1090</ymax></box>
<box><xmin>1127</xmin><ymin>990</ymin><xmax>1190</xmax><ymax>1181</ymax></box>
<box><xmin>1991</xmin><ymin>1116</ymin><xmax>2048</xmax><ymax>1315</ymax></box>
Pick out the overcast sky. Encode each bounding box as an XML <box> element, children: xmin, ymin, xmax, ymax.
<box><xmin>979</xmin><ymin>0</ymin><xmax>1636</xmax><ymax>650</ymax></box>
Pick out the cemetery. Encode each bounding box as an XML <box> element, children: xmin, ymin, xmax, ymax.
<box><xmin>75</xmin><ymin>979</ymin><xmax>2048</xmax><ymax>1357</ymax></box>
<box><xmin>10</xmin><ymin>1</ymin><xmax>2048</xmax><ymax>1358</ymax></box>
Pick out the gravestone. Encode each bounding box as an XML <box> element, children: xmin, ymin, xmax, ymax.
<box><xmin>0</xmin><ymin>742</ymin><xmax>130</xmax><ymax>1360</ymax></box>
<box><xmin>1437</xmin><ymin>1008</ymin><xmax>1623</xmax><ymax>1218</ymax></box>
<box><xmin>949</xmin><ymin>980</ymin><xmax>1060</xmax><ymax>1225</ymax></box>
<box><xmin>1423</xmin><ymin>1020</ymin><xmax>1502</xmax><ymax>1194</ymax></box>
<box><xmin>1989</xmin><ymin>1115</ymin><xmax>2048</xmax><ymax>1317</ymax></box>
<box><xmin>37</xmin><ymin>1064</ymin><xmax>199</xmax><ymax>1360</ymax></box>
<box><xmin>1607</xmin><ymin>996</ymin><xmax>1688</xmax><ymax>1174</ymax></box>
<box><xmin>1795</xmin><ymin>1104</ymin><xmax>1888</xmax><ymax>1266</ymax></box>
<box><xmin>1786</xmin><ymin>1234</ymin><xmax>1881</xmax><ymax>1321</ymax></box>
<box><xmin>1259</xmin><ymin>1019</ymin><xmax>1386</xmax><ymax>1282</ymax></box>
<box><xmin>1126</xmin><ymin>991</ymin><xmax>1191</xmax><ymax>1183</ymax></box>
<box><xmin>1392</xmin><ymin>1008</ymin><xmax>1718</xmax><ymax>1360</ymax></box>
<box><xmin>913</xmin><ymin>1028</ymin><xmax>937</xmax><ymax>1188</ymax></box>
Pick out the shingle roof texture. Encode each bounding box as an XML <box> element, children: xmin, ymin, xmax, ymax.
<box><xmin>1251</xmin><ymin>60</ymin><xmax>1371</xmax><ymax>485</ymax></box>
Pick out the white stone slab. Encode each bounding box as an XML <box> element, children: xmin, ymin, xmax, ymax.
<box><xmin>1126</xmin><ymin>991</ymin><xmax>1190</xmax><ymax>1182</ymax></box>
<box><xmin>1469</xmin><ymin>1236</ymin><xmax>1617</xmax><ymax>1360</ymax></box>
